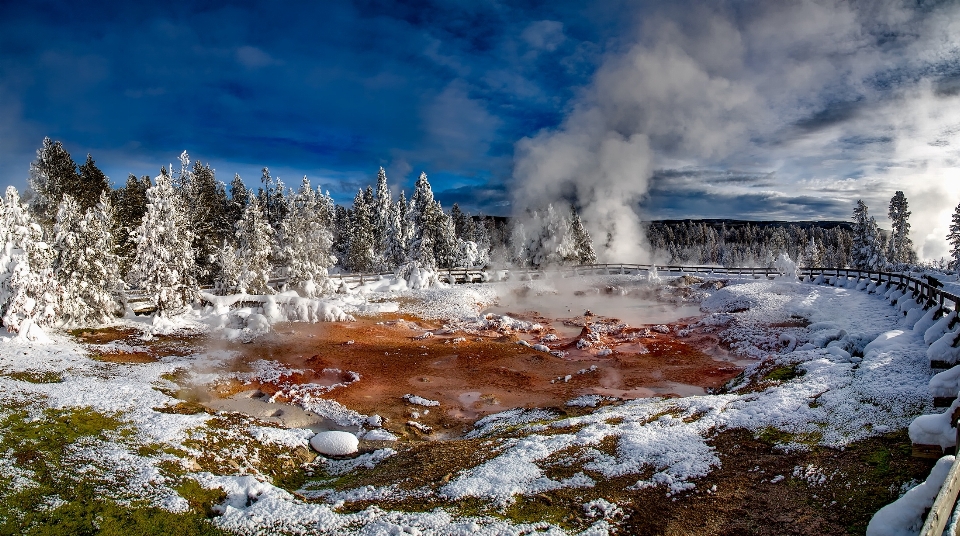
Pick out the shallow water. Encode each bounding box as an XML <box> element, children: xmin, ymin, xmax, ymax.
<box><xmin>484</xmin><ymin>284</ymin><xmax>702</xmax><ymax>327</ymax></box>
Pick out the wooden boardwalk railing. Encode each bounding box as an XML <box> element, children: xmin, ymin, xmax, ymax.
<box><xmin>125</xmin><ymin>263</ymin><xmax>960</xmax><ymax>317</ymax></box>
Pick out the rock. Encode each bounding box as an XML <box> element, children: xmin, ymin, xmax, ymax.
<box><xmin>309</xmin><ymin>431</ymin><xmax>359</xmax><ymax>456</ymax></box>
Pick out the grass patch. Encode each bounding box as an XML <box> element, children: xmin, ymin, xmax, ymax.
<box><xmin>763</xmin><ymin>364</ymin><xmax>805</xmax><ymax>383</ymax></box>
<box><xmin>0</xmin><ymin>406</ymin><xmax>227</xmax><ymax>534</ymax></box>
<box><xmin>3</xmin><ymin>371</ymin><xmax>63</xmax><ymax>384</ymax></box>
<box><xmin>182</xmin><ymin>414</ymin><xmax>315</xmax><ymax>491</ymax></box>
<box><xmin>153</xmin><ymin>402</ymin><xmax>212</xmax><ymax>416</ymax></box>
<box><xmin>176</xmin><ymin>479</ymin><xmax>228</xmax><ymax>518</ymax></box>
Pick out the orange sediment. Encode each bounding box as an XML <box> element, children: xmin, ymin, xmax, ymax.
<box><xmin>223</xmin><ymin>311</ymin><xmax>743</xmax><ymax>436</ymax></box>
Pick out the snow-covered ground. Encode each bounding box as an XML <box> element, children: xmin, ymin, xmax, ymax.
<box><xmin>0</xmin><ymin>271</ymin><xmax>952</xmax><ymax>534</ymax></box>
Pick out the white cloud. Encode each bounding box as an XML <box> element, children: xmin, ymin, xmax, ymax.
<box><xmin>512</xmin><ymin>0</ymin><xmax>960</xmax><ymax>261</ymax></box>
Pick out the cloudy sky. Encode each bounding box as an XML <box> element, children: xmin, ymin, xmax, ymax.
<box><xmin>2</xmin><ymin>0</ymin><xmax>960</xmax><ymax>259</ymax></box>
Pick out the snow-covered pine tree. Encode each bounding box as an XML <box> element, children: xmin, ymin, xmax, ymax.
<box><xmin>851</xmin><ymin>200</ymin><xmax>885</xmax><ymax>270</ymax></box>
<box><xmin>801</xmin><ymin>236</ymin><xmax>824</xmax><ymax>269</ymax></box>
<box><xmin>173</xmin><ymin>152</ymin><xmax>231</xmax><ymax>284</ymax></box>
<box><xmin>214</xmin><ymin>243</ymin><xmax>243</xmax><ymax>296</ymax></box>
<box><xmin>510</xmin><ymin>221</ymin><xmax>531</xmax><ymax>268</ymax></box>
<box><xmin>451</xmin><ymin>203</ymin><xmax>470</xmax><ymax>239</ymax></box>
<box><xmin>0</xmin><ymin>187</ymin><xmax>61</xmax><ymax>335</ymax></box>
<box><xmin>53</xmin><ymin>193</ymin><xmax>123</xmax><ymax>325</ymax></box>
<box><xmin>86</xmin><ymin>192</ymin><xmax>124</xmax><ymax>317</ymax></box>
<box><xmin>111</xmin><ymin>174</ymin><xmax>150</xmax><ymax>277</ymax></box>
<box><xmin>408</xmin><ymin>172</ymin><xmax>433</xmax><ymax>237</ymax></box>
<box><xmin>373</xmin><ymin>168</ymin><xmax>393</xmax><ymax>269</ymax></box>
<box><xmin>387</xmin><ymin>193</ymin><xmax>409</xmax><ymax>269</ymax></box>
<box><xmin>569</xmin><ymin>207</ymin><xmax>597</xmax><ymax>265</ymax></box>
<box><xmin>347</xmin><ymin>189</ymin><xmax>376</xmax><ymax>272</ymax></box>
<box><xmin>279</xmin><ymin>177</ymin><xmax>334</xmax><ymax>296</ymax></box>
<box><xmin>77</xmin><ymin>154</ymin><xmax>111</xmax><ymax>212</ymax></box>
<box><xmin>887</xmin><ymin>191</ymin><xmax>917</xmax><ymax>266</ymax></box>
<box><xmin>317</xmin><ymin>189</ymin><xmax>337</xmax><ymax>266</ymax></box>
<box><xmin>227</xmin><ymin>174</ymin><xmax>249</xmax><ymax>233</ymax></box>
<box><xmin>27</xmin><ymin>138</ymin><xmax>81</xmax><ymax>228</ymax></box>
<box><xmin>430</xmin><ymin>202</ymin><xmax>458</xmax><ymax>269</ymax></box>
<box><xmin>234</xmin><ymin>193</ymin><xmax>273</xmax><ymax>295</ymax></box>
<box><xmin>128</xmin><ymin>169</ymin><xmax>199</xmax><ymax>316</ymax></box>
<box><xmin>257</xmin><ymin>168</ymin><xmax>288</xmax><ymax>233</ymax></box>
<box><xmin>332</xmin><ymin>204</ymin><xmax>351</xmax><ymax>265</ymax></box>
<box><xmin>471</xmin><ymin>214</ymin><xmax>491</xmax><ymax>267</ymax></box>
<box><xmin>949</xmin><ymin>203</ymin><xmax>960</xmax><ymax>271</ymax></box>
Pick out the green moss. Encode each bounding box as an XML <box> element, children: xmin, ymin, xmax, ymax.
<box><xmin>153</xmin><ymin>402</ymin><xmax>211</xmax><ymax>415</ymax></box>
<box><xmin>763</xmin><ymin>364</ymin><xmax>805</xmax><ymax>383</ymax></box>
<box><xmin>499</xmin><ymin>495</ymin><xmax>570</xmax><ymax>526</ymax></box>
<box><xmin>7</xmin><ymin>491</ymin><xmax>229</xmax><ymax>536</ymax></box>
<box><xmin>3</xmin><ymin>371</ymin><xmax>63</xmax><ymax>384</ymax></box>
<box><xmin>0</xmin><ymin>406</ymin><xmax>231</xmax><ymax>535</ymax></box>
<box><xmin>175</xmin><ymin>480</ymin><xmax>228</xmax><ymax>518</ymax></box>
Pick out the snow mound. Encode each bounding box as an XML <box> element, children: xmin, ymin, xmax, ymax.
<box><xmin>310</xmin><ymin>431</ymin><xmax>360</xmax><ymax>456</ymax></box>
<box><xmin>403</xmin><ymin>394</ymin><xmax>440</xmax><ymax>407</ymax></box>
<box><xmin>867</xmin><ymin>455</ymin><xmax>955</xmax><ymax>536</ymax></box>
<box><xmin>909</xmin><ymin>398</ymin><xmax>959</xmax><ymax>449</ymax></box>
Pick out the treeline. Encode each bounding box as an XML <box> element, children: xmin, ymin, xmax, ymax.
<box><xmin>0</xmin><ymin>139</ymin><xmax>597</xmax><ymax>331</ymax></box>
<box><xmin>646</xmin><ymin>220</ymin><xmax>856</xmax><ymax>268</ymax></box>
<box><xmin>647</xmin><ymin>191</ymin><xmax>920</xmax><ymax>271</ymax></box>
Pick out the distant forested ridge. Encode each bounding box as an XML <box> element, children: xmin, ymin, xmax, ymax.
<box><xmin>645</xmin><ymin>219</ymin><xmax>859</xmax><ymax>268</ymax></box>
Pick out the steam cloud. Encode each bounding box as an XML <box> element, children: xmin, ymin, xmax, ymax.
<box><xmin>512</xmin><ymin>1</ymin><xmax>960</xmax><ymax>261</ymax></box>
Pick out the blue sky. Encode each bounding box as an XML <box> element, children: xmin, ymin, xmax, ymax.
<box><xmin>0</xmin><ymin>1</ymin><xmax>627</xmax><ymax>209</ymax></box>
<box><xmin>3</xmin><ymin>1</ymin><xmax>960</xmax><ymax>259</ymax></box>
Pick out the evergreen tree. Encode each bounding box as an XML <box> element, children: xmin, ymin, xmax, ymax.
<box><xmin>451</xmin><ymin>203</ymin><xmax>470</xmax><ymax>239</ymax></box>
<box><xmin>77</xmin><ymin>154</ymin><xmax>111</xmax><ymax>211</ymax></box>
<box><xmin>373</xmin><ymin>168</ymin><xmax>393</xmax><ymax>269</ymax></box>
<box><xmin>174</xmin><ymin>152</ymin><xmax>230</xmax><ymax>284</ymax></box>
<box><xmin>279</xmin><ymin>177</ymin><xmax>334</xmax><ymax>296</ymax></box>
<box><xmin>387</xmin><ymin>193</ymin><xmax>409</xmax><ymax>269</ymax></box>
<box><xmin>471</xmin><ymin>214</ymin><xmax>492</xmax><ymax>267</ymax></box>
<box><xmin>27</xmin><ymin>137</ymin><xmax>81</xmax><ymax>227</ymax></box>
<box><xmin>851</xmin><ymin>200</ymin><xmax>885</xmax><ymax>270</ymax></box>
<box><xmin>887</xmin><ymin>191</ymin><xmax>917</xmax><ymax>265</ymax></box>
<box><xmin>0</xmin><ymin>187</ymin><xmax>61</xmax><ymax>334</ymax></box>
<box><xmin>347</xmin><ymin>190</ymin><xmax>376</xmax><ymax>272</ymax></box>
<box><xmin>801</xmin><ymin>236</ymin><xmax>824</xmax><ymax>269</ymax></box>
<box><xmin>317</xmin><ymin>189</ymin><xmax>337</xmax><ymax>265</ymax></box>
<box><xmin>227</xmin><ymin>174</ymin><xmax>249</xmax><ymax>232</ymax></box>
<box><xmin>332</xmin><ymin>204</ymin><xmax>351</xmax><ymax>264</ymax></box>
<box><xmin>214</xmin><ymin>243</ymin><xmax>243</xmax><ymax>296</ymax></box>
<box><xmin>53</xmin><ymin>193</ymin><xmax>122</xmax><ymax>325</ymax></box>
<box><xmin>569</xmin><ymin>207</ymin><xmax>597</xmax><ymax>264</ymax></box>
<box><xmin>257</xmin><ymin>168</ymin><xmax>287</xmax><ymax>232</ymax></box>
<box><xmin>948</xmin><ymin>202</ymin><xmax>960</xmax><ymax>271</ymax></box>
<box><xmin>510</xmin><ymin>221</ymin><xmax>531</xmax><ymax>267</ymax></box>
<box><xmin>128</xmin><ymin>169</ymin><xmax>198</xmax><ymax>316</ymax></box>
<box><xmin>234</xmin><ymin>194</ymin><xmax>273</xmax><ymax>295</ymax></box>
<box><xmin>111</xmin><ymin>174</ymin><xmax>151</xmax><ymax>277</ymax></box>
<box><xmin>405</xmin><ymin>173</ymin><xmax>457</xmax><ymax>270</ymax></box>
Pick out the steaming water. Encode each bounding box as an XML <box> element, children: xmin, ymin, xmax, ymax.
<box><xmin>484</xmin><ymin>285</ymin><xmax>702</xmax><ymax>327</ymax></box>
